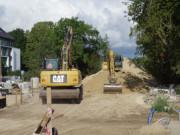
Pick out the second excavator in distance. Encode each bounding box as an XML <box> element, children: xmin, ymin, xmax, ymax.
<box><xmin>103</xmin><ymin>50</ymin><xmax>122</xmax><ymax>93</ymax></box>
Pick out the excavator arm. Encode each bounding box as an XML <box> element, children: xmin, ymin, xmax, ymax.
<box><xmin>104</xmin><ymin>49</ymin><xmax>122</xmax><ymax>93</ymax></box>
<box><xmin>108</xmin><ymin>50</ymin><xmax>117</xmax><ymax>83</ymax></box>
<box><xmin>61</xmin><ymin>26</ymin><xmax>73</xmax><ymax>71</ymax></box>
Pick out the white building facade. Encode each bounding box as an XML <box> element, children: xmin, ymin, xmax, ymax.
<box><xmin>0</xmin><ymin>28</ymin><xmax>21</xmax><ymax>71</ymax></box>
<box><xmin>1</xmin><ymin>45</ymin><xmax>21</xmax><ymax>71</ymax></box>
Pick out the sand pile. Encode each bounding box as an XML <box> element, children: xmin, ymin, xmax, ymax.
<box><xmin>61</xmin><ymin>93</ymin><xmax>147</xmax><ymax>120</ymax></box>
<box><xmin>139</xmin><ymin>122</ymin><xmax>169</xmax><ymax>135</ymax></box>
<box><xmin>82</xmin><ymin>58</ymin><xmax>157</xmax><ymax>94</ymax></box>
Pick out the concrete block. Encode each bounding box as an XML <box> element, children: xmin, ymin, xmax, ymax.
<box><xmin>6</xmin><ymin>94</ymin><xmax>29</xmax><ymax>107</ymax></box>
<box><xmin>3</xmin><ymin>82</ymin><xmax>12</xmax><ymax>89</ymax></box>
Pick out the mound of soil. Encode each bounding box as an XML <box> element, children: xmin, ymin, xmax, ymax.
<box><xmin>83</xmin><ymin>58</ymin><xmax>158</xmax><ymax>94</ymax></box>
<box><xmin>139</xmin><ymin>122</ymin><xmax>169</xmax><ymax>135</ymax></box>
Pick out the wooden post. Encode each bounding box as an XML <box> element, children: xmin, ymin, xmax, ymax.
<box><xmin>0</xmin><ymin>75</ymin><xmax>2</xmax><ymax>82</ymax></box>
<box><xmin>16</xmin><ymin>88</ymin><xmax>17</xmax><ymax>106</ymax></box>
<box><xmin>20</xmin><ymin>85</ymin><xmax>23</xmax><ymax>104</ymax></box>
<box><xmin>47</xmin><ymin>87</ymin><xmax>52</xmax><ymax>135</ymax></box>
<box><xmin>32</xmin><ymin>79</ymin><xmax>34</xmax><ymax>96</ymax></box>
<box><xmin>21</xmin><ymin>76</ymin><xmax>24</xmax><ymax>82</ymax></box>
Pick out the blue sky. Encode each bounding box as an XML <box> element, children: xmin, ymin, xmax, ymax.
<box><xmin>0</xmin><ymin>0</ymin><xmax>137</xmax><ymax>58</ymax></box>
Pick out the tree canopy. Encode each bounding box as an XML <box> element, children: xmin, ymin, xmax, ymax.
<box><xmin>9</xmin><ymin>28</ymin><xmax>27</xmax><ymax>52</ymax></box>
<box><xmin>127</xmin><ymin>0</ymin><xmax>180</xmax><ymax>84</ymax></box>
<box><xmin>9</xmin><ymin>28</ymin><xmax>27</xmax><ymax>70</ymax></box>
<box><xmin>23</xmin><ymin>21</ymin><xmax>57</xmax><ymax>77</ymax></box>
<box><xmin>23</xmin><ymin>17</ymin><xmax>109</xmax><ymax>78</ymax></box>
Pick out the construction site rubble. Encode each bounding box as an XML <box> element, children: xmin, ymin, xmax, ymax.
<box><xmin>0</xmin><ymin>58</ymin><xmax>179</xmax><ymax>135</ymax></box>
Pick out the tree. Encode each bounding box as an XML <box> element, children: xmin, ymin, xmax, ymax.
<box><xmin>101</xmin><ymin>34</ymin><xmax>110</xmax><ymax>61</ymax></box>
<box><xmin>2</xmin><ymin>60</ymin><xmax>7</xmax><ymax>76</ymax></box>
<box><xmin>126</xmin><ymin>0</ymin><xmax>180</xmax><ymax>84</ymax></box>
<box><xmin>23</xmin><ymin>17</ymin><xmax>109</xmax><ymax>77</ymax></box>
<box><xmin>54</xmin><ymin>17</ymin><xmax>108</xmax><ymax>76</ymax></box>
<box><xmin>9</xmin><ymin>28</ymin><xmax>27</xmax><ymax>52</ymax></box>
<box><xmin>9</xmin><ymin>28</ymin><xmax>27</xmax><ymax>70</ymax></box>
<box><xmin>23</xmin><ymin>21</ymin><xmax>56</xmax><ymax>77</ymax></box>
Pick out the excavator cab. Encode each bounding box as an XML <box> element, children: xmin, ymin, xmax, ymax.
<box><xmin>43</xmin><ymin>58</ymin><xmax>59</xmax><ymax>71</ymax></box>
<box><xmin>114</xmin><ymin>56</ymin><xmax>123</xmax><ymax>72</ymax></box>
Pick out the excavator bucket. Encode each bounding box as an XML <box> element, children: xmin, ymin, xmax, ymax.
<box><xmin>104</xmin><ymin>84</ymin><xmax>122</xmax><ymax>93</ymax></box>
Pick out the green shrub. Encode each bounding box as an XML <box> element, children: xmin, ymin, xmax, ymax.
<box><xmin>7</xmin><ymin>70</ymin><xmax>21</xmax><ymax>76</ymax></box>
<box><xmin>151</xmin><ymin>96</ymin><xmax>174</xmax><ymax>114</ymax></box>
<box><xmin>23</xmin><ymin>71</ymin><xmax>33</xmax><ymax>81</ymax></box>
<box><xmin>176</xmin><ymin>86</ymin><xmax>180</xmax><ymax>95</ymax></box>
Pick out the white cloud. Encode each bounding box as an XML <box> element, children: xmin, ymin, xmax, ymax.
<box><xmin>0</xmin><ymin>0</ymin><xmax>136</xmax><ymax>49</ymax></box>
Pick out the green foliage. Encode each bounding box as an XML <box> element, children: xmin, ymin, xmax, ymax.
<box><xmin>23</xmin><ymin>21</ymin><xmax>56</xmax><ymax>77</ymax></box>
<box><xmin>127</xmin><ymin>0</ymin><xmax>180</xmax><ymax>84</ymax></box>
<box><xmin>131</xmin><ymin>57</ymin><xmax>147</xmax><ymax>71</ymax></box>
<box><xmin>101</xmin><ymin>34</ymin><xmax>110</xmax><ymax>61</ymax></box>
<box><xmin>2</xmin><ymin>61</ymin><xmax>7</xmax><ymax>76</ymax></box>
<box><xmin>9</xmin><ymin>28</ymin><xmax>27</xmax><ymax>70</ymax></box>
<box><xmin>23</xmin><ymin>71</ymin><xmax>34</xmax><ymax>81</ymax></box>
<box><xmin>23</xmin><ymin>17</ymin><xmax>109</xmax><ymax>77</ymax></box>
<box><xmin>54</xmin><ymin>17</ymin><xmax>109</xmax><ymax>77</ymax></box>
<box><xmin>152</xmin><ymin>96</ymin><xmax>174</xmax><ymax>114</ymax></box>
<box><xmin>176</xmin><ymin>86</ymin><xmax>180</xmax><ymax>95</ymax></box>
<box><xmin>9</xmin><ymin>28</ymin><xmax>27</xmax><ymax>52</ymax></box>
<box><xmin>7</xmin><ymin>70</ymin><xmax>21</xmax><ymax>76</ymax></box>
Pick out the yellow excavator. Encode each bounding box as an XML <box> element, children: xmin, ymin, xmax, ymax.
<box><xmin>102</xmin><ymin>61</ymin><xmax>109</xmax><ymax>71</ymax></box>
<box><xmin>104</xmin><ymin>50</ymin><xmax>122</xmax><ymax>93</ymax></box>
<box><xmin>114</xmin><ymin>55</ymin><xmax>123</xmax><ymax>72</ymax></box>
<box><xmin>102</xmin><ymin>54</ymin><xmax>123</xmax><ymax>72</ymax></box>
<box><xmin>39</xmin><ymin>26</ymin><xmax>83</xmax><ymax>104</ymax></box>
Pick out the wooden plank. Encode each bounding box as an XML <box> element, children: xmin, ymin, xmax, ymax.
<box><xmin>34</xmin><ymin>108</ymin><xmax>54</xmax><ymax>134</ymax></box>
<box><xmin>47</xmin><ymin>87</ymin><xmax>52</xmax><ymax>135</ymax></box>
<box><xmin>20</xmin><ymin>85</ymin><xmax>23</xmax><ymax>104</ymax></box>
<box><xmin>32</xmin><ymin>79</ymin><xmax>34</xmax><ymax>96</ymax></box>
<box><xmin>21</xmin><ymin>76</ymin><xmax>24</xmax><ymax>82</ymax></box>
<box><xmin>16</xmin><ymin>89</ymin><xmax>17</xmax><ymax>106</ymax></box>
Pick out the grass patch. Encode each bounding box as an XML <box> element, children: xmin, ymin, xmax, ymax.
<box><xmin>151</xmin><ymin>96</ymin><xmax>174</xmax><ymax>114</ymax></box>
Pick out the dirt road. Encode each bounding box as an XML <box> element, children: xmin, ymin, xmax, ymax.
<box><xmin>0</xmin><ymin>58</ymin><xmax>179</xmax><ymax>135</ymax></box>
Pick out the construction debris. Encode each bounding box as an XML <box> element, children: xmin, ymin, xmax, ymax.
<box><xmin>0</xmin><ymin>58</ymin><xmax>179</xmax><ymax>135</ymax></box>
<box><xmin>33</xmin><ymin>108</ymin><xmax>55</xmax><ymax>135</ymax></box>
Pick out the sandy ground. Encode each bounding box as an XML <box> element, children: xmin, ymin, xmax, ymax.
<box><xmin>0</xmin><ymin>58</ymin><xmax>179</xmax><ymax>135</ymax></box>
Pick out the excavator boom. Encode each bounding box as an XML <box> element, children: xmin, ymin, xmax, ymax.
<box><xmin>62</xmin><ymin>26</ymin><xmax>73</xmax><ymax>71</ymax></box>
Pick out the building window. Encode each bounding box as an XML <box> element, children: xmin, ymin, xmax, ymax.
<box><xmin>2</xmin><ymin>48</ymin><xmax>7</xmax><ymax>56</ymax></box>
<box><xmin>2</xmin><ymin>57</ymin><xmax>7</xmax><ymax>67</ymax></box>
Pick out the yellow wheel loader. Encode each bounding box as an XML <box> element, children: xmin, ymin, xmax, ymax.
<box><xmin>39</xmin><ymin>26</ymin><xmax>83</xmax><ymax>104</ymax></box>
<box><xmin>104</xmin><ymin>50</ymin><xmax>122</xmax><ymax>93</ymax></box>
